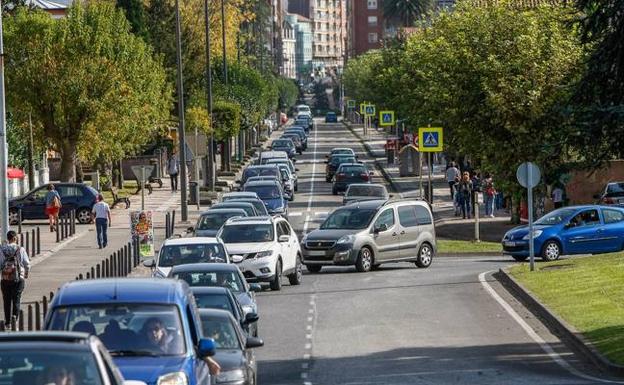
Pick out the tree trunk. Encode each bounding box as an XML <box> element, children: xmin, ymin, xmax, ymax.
<box><xmin>59</xmin><ymin>141</ymin><xmax>78</xmax><ymax>182</ymax></box>
<box><xmin>75</xmin><ymin>158</ymin><xmax>84</xmax><ymax>183</ymax></box>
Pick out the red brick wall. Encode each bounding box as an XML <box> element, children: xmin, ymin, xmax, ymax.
<box><xmin>565</xmin><ymin>160</ymin><xmax>624</xmax><ymax>204</ymax></box>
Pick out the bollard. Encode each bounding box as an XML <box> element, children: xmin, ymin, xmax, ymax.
<box><xmin>96</xmin><ymin>264</ymin><xmax>101</xmax><ymax>279</ymax></box>
<box><xmin>86</xmin><ymin>272</ymin><xmax>91</xmax><ymax>279</ymax></box>
<box><xmin>64</xmin><ymin>215</ymin><xmax>69</xmax><ymax>239</ymax></box>
<box><xmin>18</xmin><ymin>312</ymin><xmax>23</xmax><ymax>331</ymax></box>
<box><xmin>36</xmin><ymin>227</ymin><xmax>41</xmax><ymax>255</ymax></box>
<box><xmin>127</xmin><ymin>242</ymin><xmax>132</xmax><ymax>273</ymax></box>
<box><xmin>71</xmin><ymin>210</ymin><xmax>76</xmax><ymax>235</ymax></box>
<box><xmin>50</xmin><ymin>291</ymin><xmax>54</xmax><ymax>301</ymax></box>
<box><xmin>0</xmin><ymin>320</ymin><xmax>5</xmax><ymax>331</ymax></box>
<box><xmin>105</xmin><ymin>258</ymin><xmax>110</xmax><ymax>277</ymax></box>
<box><xmin>20</xmin><ymin>232</ymin><xmax>24</xmax><ymax>249</ymax></box>
<box><xmin>35</xmin><ymin>303</ymin><xmax>41</xmax><ymax>330</ymax></box>
<box><xmin>111</xmin><ymin>252</ymin><xmax>116</xmax><ymax>277</ymax></box>
<box><xmin>42</xmin><ymin>296</ymin><xmax>48</xmax><ymax>317</ymax></box>
<box><xmin>18</xmin><ymin>209</ymin><xmax>22</xmax><ymax>234</ymax></box>
<box><xmin>90</xmin><ymin>267</ymin><xmax>95</xmax><ymax>279</ymax></box>
<box><xmin>25</xmin><ymin>231</ymin><xmax>30</xmax><ymax>257</ymax></box>
<box><xmin>27</xmin><ymin>305</ymin><xmax>33</xmax><ymax>331</ymax></box>
<box><xmin>117</xmin><ymin>251</ymin><xmax>123</xmax><ymax>277</ymax></box>
<box><xmin>60</xmin><ymin>215</ymin><xmax>65</xmax><ymax>240</ymax></box>
<box><xmin>31</xmin><ymin>229</ymin><xmax>36</xmax><ymax>256</ymax></box>
<box><xmin>171</xmin><ymin>210</ymin><xmax>176</xmax><ymax>236</ymax></box>
<box><xmin>78</xmin><ymin>273</ymin><xmax>83</xmax><ymax>280</ymax></box>
<box><xmin>56</xmin><ymin>220</ymin><xmax>60</xmax><ymax>242</ymax></box>
<box><xmin>165</xmin><ymin>213</ymin><xmax>170</xmax><ymax>238</ymax></box>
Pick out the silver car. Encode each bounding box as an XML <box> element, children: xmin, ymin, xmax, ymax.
<box><xmin>301</xmin><ymin>199</ymin><xmax>435</xmax><ymax>273</ymax></box>
<box><xmin>343</xmin><ymin>184</ymin><xmax>390</xmax><ymax>205</ymax></box>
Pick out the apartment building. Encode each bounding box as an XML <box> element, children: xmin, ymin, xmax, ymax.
<box><xmin>282</xmin><ymin>15</ymin><xmax>298</xmax><ymax>79</ymax></box>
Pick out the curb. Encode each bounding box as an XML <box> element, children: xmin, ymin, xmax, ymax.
<box><xmin>496</xmin><ymin>268</ymin><xmax>624</xmax><ymax>377</ymax></box>
<box><xmin>436</xmin><ymin>252</ymin><xmax>502</xmax><ymax>258</ymax></box>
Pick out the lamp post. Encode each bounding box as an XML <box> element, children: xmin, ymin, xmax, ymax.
<box><xmin>175</xmin><ymin>0</ymin><xmax>188</xmax><ymax>221</ymax></box>
<box><xmin>204</xmin><ymin>0</ymin><xmax>215</xmax><ymax>191</ymax></box>
<box><xmin>0</xmin><ymin>12</ymin><xmax>9</xmax><ymax>242</ymax></box>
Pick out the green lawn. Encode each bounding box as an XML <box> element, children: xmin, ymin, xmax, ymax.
<box><xmin>101</xmin><ymin>182</ymin><xmax>138</xmax><ymax>205</ymax></box>
<box><xmin>437</xmin><ymin>239</ymin><xmax>501</xmax><ymax>254</ymax></box>
<box><xmin>509</xmin><ymin>254</ymin><xmax>624</xmax><ymax>365</ymax></box>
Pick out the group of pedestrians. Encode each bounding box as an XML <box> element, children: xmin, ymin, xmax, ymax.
<box><xmin>446</xmin><ymin>161</ymin><xmax>498</xmax><ymax>219</ymax></box>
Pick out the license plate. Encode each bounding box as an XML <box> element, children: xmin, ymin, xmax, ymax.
<box><xmin>504</xmin><ymin>241</ymin><xmax>516</xmax><ymax>247</ymax></box>
<box><xmin>306</xmin><ymin>250</ymin><xmax>326</xmax><ymax>256</ymax></box>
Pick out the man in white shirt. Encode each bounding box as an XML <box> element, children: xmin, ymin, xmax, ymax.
<box><xmin>92</xmin><ymin>194</ymin><xmax>112</xmax><ymax>249</ymax></box>
<box><xmin>552</xmin><ymin>186</ymin><xmax>564</xmax><ymax>209</ymax></box>
<box><xmin>446</xmin><ymin>162</ymin><xmax>460</xmax><ymax>199</ymax></box>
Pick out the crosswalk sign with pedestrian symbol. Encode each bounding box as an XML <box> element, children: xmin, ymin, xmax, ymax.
<box><xmin>379</xmin><ymin>111</ymin><xmax>395</xmax><ymax>126</ymax></box>
<box><xmin>365</xmin><ymin>104</ymin><xmax>375</xmax><ymax>117</ymax></box>
<box><xmin>418</xmin><ymin>127</ymin><xmax>443</xmax><ymax>152</ymax></box>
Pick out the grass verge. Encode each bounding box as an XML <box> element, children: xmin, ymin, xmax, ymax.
<box><xmin>101</xmin><ymin>182</ymin><xmax>138</xmax><ymax>205</ymax></box>
<box><xmin>437</xmin><ymin>239</ymin><xmax>501</xmax><ymax>254</ymax></box>
<box><xmin>508</xmin><ymin>253</ymin><xmax>624</xmax><ymax>365</ymax></box>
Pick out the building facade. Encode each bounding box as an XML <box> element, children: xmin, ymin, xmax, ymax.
<box><xmin>294</xmin><ymin>15</ymin><xmax>314</xmax><ymax>81</ymax></box>
<box><xmin>282</xmin><ymin>16</ymin><xmax>297</xmax><ymax>79</ymax></box>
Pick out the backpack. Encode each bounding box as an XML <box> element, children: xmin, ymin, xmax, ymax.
<box><xmin>1</xmin><ymin>247</ymin><xmax>21</xmax><ymax>282</ymax></box>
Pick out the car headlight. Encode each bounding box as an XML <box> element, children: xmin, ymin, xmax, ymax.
<box><xmin>217</xmin><ymin>369</ymin><xmax>245</xmax><ymax>383</ymax></box>
<box><xmin>242</xmin><ymin>304</ymin><xmax>255</xmax><ymax>315</ymax></box>
<box><xmin>337</xmin><ymin>234</ymin><xmax>356</xmax><ymax>244</ymax></box>
<box><xmin>256</xmin><ymin>250</ymin><xmax>273</xmax><ymax>258</ymax></box>
<box><xmin>522</xmin><ymin>230</ymin><xmax>543</xmax><ymax>240</ymax></box>
<box><xmin>157</xmin><ymin>372</ymin><xmax>188</xmax><ymax>385</ymax></box>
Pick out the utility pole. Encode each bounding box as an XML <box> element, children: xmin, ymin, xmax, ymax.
<box><xmin>204</xmin><ymin>0</ymin><xmax>215</xmax><ymax>191</ymax></box>
<box><xmin>220</xmin><ymin>0</ymin><xmax>230</xmax><ymax>171</ymax></box>
<box><xmin>0</xmin><ymin>12</ymin><xmax>9</xmax><ymax>242</ymax></box>
<box><xmin>175</xmin><ymin>0</ymin><xmax>188</xmax><ymax>221</ymax></box>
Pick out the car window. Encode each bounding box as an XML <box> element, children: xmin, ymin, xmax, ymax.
<box><xmin>193</xmin><ymin>293</ymin><xmax>235</xmax><ymax>313</ymax></box>
<box><xmin>339</xmin><ymin>165</ymin><xmax>365</xmax><ymax>174</ymax></box>
<box><xmin>276</xmin><ymin>222</ymin><xmax>286</xmax><ymax>237</ymax></box>
<box><xmin>415</xmin><ymin>205</ymin><xmax>432</xmax><ymax>225</ymax></box>
<box><xmin>398</xmin><ymin>206</ymin><xmax>418</xmax><ymax>227</ymax></box>
<box><xmin>606</xmin><ymin>183</ymin><xmax>624</xmax><ymax>194</ymax></box>
<box><xmin>221</xmin><ymin>224</ymin><xmax>274</xmax><ymax>243</ymax></box>
<box><xmin>373</xmin><ymin>209</ymin><xmax>395</xmax><ymax>229</ymax></box>
<box><xmin>603</xmin><ymin>209</ymin><xmax>624</xmax><ymax>224</ymax></box>
<box><xmin>278</xmin><ymin>221</ymin><xmax>291</xmax><ymax>236</ymax></box>
<box><xmin>57</xmin><ymin>186</ymin><xmax>84</xmax><ymax>197</ymax></box>
<box><xmin>569</xmin><ymin>209</ymin><xmax>601</xmax><ymax>227</ymax></box>
<box><xmin>173</xmin><ymin>271</ymin><xmax>244</xmax><ymax>293</ymax></box>
<box><xmin>200</xmin><ymin>317</ymin><xmax>242</xmax><ymax>350</ymax></box>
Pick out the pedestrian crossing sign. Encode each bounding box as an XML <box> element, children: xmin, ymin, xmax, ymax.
<box><xmin>347</xmin><ymin>100</ymin><xmax>356</xmax><ymax>108</ymax></box>
<box><xmin>379</xmin><ymin>111</ymin><xmax>395</xmax><ymax>126</ymax></box>
<box><xmin>418</xmin><ymin>127</ymin><xmax>443</xmax><ymax>152</ymax></box>
<box><xmin>365</xmin><ymin>104</ymin><xmax>376</xmax><ymax>117</ymax></box>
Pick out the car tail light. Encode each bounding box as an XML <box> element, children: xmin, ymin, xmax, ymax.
<box><xmin>360</xmin><ymin>173</ymin><xmax>369</xmax><ymax>181</ymax></box>
<box><xmin>336</xmin><ymin>173</ymin><xmax>345</xmax><ymax>181</ymax></box>
<box><xmin>604</xmin><ymin>197</ymin><xmax>615</xmax><ymax>204</ymax></box>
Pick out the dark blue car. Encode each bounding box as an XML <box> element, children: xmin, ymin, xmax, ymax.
<box><xmin>45</xmin><ymin>278</ymin><xmax>217</xmax><ymax>385</ymax></box>
<box><xmin>502</xmin><ymin>205</ymin><xmax>624</xmax><ymax>262</ymax></box>
<box><xmin>325</xmin><ymin>111</ymin><xmax>337</xmax><ymax>123</ymax></box>
<box><xmin>244</xmin><ymin>180</ymin><xmax>288</xmax><ymax>218</ymax></box>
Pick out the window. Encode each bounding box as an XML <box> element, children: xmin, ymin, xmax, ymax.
<box><xmin>398</xmin><ymin>206</ymin><xmax>418</xmax><ymax>227</ymax></box>
<box><xmin>368</xmin><ymin>16</ymin><xmax>377</xmax><ymax>27</ymax></box>
<box><xmin>415</xmin><ymin>205</ymin><xmax>432</xmax><ymax>225</ymax></box>
<box><xmin>57</xmin><ymin>185</ymin><xmax>84</xmax><ymax>197</ymax></box>
<box><xmin>603</xmin><ymin>209</ymin><xmax>624</xmax><ymax>224</ymax></box>
<box><xmin>368</xmin><ymin>33</ymin><xmax>378</xmax><ymax>43</ymax></box>
<box><xmin>367</xmin><ymin>0</ymin><xmax>377</xmax><ymax>9</ymax></box>
<box><xmin>569</xmin><ymin>209</ymin><xmax>600</xmax><ymax>227</ymax></box>
<box><xmin>373</xmin><ymin>209</ymin><xmax>395</xmax><ymax>230</ymax></box>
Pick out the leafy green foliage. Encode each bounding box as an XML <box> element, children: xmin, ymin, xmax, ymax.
<box><xmin>383</xmin><ymin>0</ymin><xmax>433</xmax><ymax>26</ymax></box>
<box><xmin>212</xmin><ymin>100</ymin><xmax>241</xmax><ymax>140</ymax></box>
<box><xmin>276</xmin><ymin>77</ymin><xmax>299</xmax><ymax>110</ymax></box>
<box><xmin>186</xmin><ymin>106</ymin><xmax>212</xmax><ymax>135</ymax></box>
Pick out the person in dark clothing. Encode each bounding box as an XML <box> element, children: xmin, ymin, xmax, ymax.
<box><xmin>458</xmin><ymin>172</ymin><xmax>473</xmax><ymax>219</ymax></box>
<box><xmin>0</xmin><ymin>231</ymin><xmax>30</xmax><ymax>327</ymax></box>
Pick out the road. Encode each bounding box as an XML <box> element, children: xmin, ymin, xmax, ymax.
<box><xmin>254</xmin><ymin>120</ymin><xmax>621</xmax><ymax>385</ymax></box>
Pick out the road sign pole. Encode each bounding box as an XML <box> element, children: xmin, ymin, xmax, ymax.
<box><xmin>141</xmin><ymin>167</ymin><xmax>145</xmax><ymax>211</ymax></box>
<box><xmin>419</xmin><ymin>152</ymin><xmax>423</xmax><ymax>198</ymax></box>
<box><xmin>475</xmin><ymin>193</ymin><xmax>480</xmax><ymax>242</ymax></box>
<box><xmin>428</xmin><ymin>153</ymin><xmax>433</xmax><ymax>204</ymax></box>
<box><xmin>528</xmin><ymin>166</ymin><xmax>535</xmax><ymax>272</ymax></box>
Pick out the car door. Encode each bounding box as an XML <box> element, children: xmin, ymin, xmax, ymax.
<box><xmin>371</xmin><ymin>208</ymin><xmax>400</xmax><ymax>261</ymax></box>
<box><xmin>561</xmin><ymin>209</ymin><xmax>604</xmax><ymax>254</ymax></box>
<box><xmin>56</xmin><ymin>185</ymin><xmax>83</xmax><ymax>215</ymax></box>
<box><xmin>277</xmin><ymin>221</ymin><xmax>296</xmax><ymax>270</ymax></box>
<box><xmin>275</xmin><ymin>220</ymin><xmax>288</xmax><ymax>264</ymax></box>
<box><xmin>599</xmin><ymin>208</ymin><xmax>624</xmax><ymax>252</ymax></box>
<box><xmin>284</xmin><ymin>221</ymin><xmax>300</xmax><ymax>268</ymax></box>
<box><xmin>21</xmin><ymin>186</ymin><xmax>49</xmax><ymax>219</ymax></box>
<box><xmin>397</xmin><ymin>205</ymin><xmax>421</xmax><ymax>259</ymax></box>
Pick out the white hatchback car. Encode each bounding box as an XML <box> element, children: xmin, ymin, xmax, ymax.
<box><xmin>218</xmin><ymin>216</ymin><xmax>302</xmax><ymax>291</ymax></box>
<box><xmin>143</xmin><ymin>237</ymin><xmax>229</xmax><ymax>278</ymax></box>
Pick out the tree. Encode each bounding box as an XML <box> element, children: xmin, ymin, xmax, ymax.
<box><xmin>4</xmin><ymin>4</ymin><xmax>170</xmax><ymax>181</ymax></box>
<box><xmin>116</xmin><ymin>0</ymin><xmax>150</xmax><ymax>40</ymax></box>
<box><xmin>212</xmin><ymin>100</ymin><xmax>241</xmax><ymax>141</ymax></box>
<box><xmin>383</xmin><ymin>0</ymin><xmax>433</xmax><ymax>26</ymax></box>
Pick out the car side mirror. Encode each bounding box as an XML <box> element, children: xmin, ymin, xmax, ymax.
<box><xmin>279</xmin><ymin>235</ymin><xmax>290</xmax><ymax>243</ymax></box>
<box><xmin>198</xmin><ymin>338</ymin><xmax>216</xmax><ymax>358</ymax></box>
<box><xmin>388</xmin><ymin>194</ymin><xmax>394</xmax><ymax>198</ymax></box>
<box><xmin>374</xmin><ymin>223</ymin><xmax>388</xmax><ymax>234</ymax></box>
<box><xmin>142</xmin><ymin>258</ymin><xmax>155</xmax><ymax>268</ymax></box>
<box><xmin>245</xmin><ymin>336</ymin><xmax>264</xmax><ymax>349</ymax></box>
<box><xmin>295</xmin><ymin>168</ymin><xmax>300</xmax><ymax>172</ymax></box>
<box><xmin>249</xmin><ymin>283</ymin><xmax>262</xmax><ymax>292</ymax></box>
<box><xmin>244</xmin><ymin>312</ymin><xmax>259</xmax><ymax>325</ymax></box>
<box><xmin>231</xmin><ymin>255</ymin><xmax>244</xmax><ymax>263</ymax></box>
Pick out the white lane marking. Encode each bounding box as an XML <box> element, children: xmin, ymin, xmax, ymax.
<box><xmin>314</xmin><ymin>211</ymin><xmax>327</xmax><ymax>216</ymax></box>
<box><xmin>302</xmin><ymin>363</ymin><xmax>309</xmax><ymax>370</ymax></box>
<box><xmin>303</xmin><ymin>353</ymin><xmax>311</xmax><ymax>360</ymax></box>
<box><xmin>479</xmin><ymin>271</ymin><xmax>624</xmax><ymax>384</ymax></box>
<box><xmin>289</xmin><ymin>212</ymin><xmax>304</xmax><ymax>217</ymax></box>
<box><xmin>305</xmin><ymin>343</ymin><xmax>312</xmax><ymax>349</ymax></box>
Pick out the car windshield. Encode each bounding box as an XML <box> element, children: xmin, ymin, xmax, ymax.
<box><xmin>222</xmin><ymin>194</ymin><xmax>256</xmax><ymax>201</ymax></box>
<box><xmin>606</xmin><ymin>183</ymin><xmax>624</xmax><ymax>195</ymax></box>
<box><xmin>212</xmin><ymin>204</ymin><xmax>255</xmax><ymax>216</ymax></box>
<box><xmin>272</xmin><ymin>140</ymin><xmax>293</xmax><ymax>148</ymax></box>
<box><xmin>230</xmin><ymin>199</ymin><xmax>268</xmax><ymax>215</ymax></box>
<box><xmin>321</xmin><ymin>208</ymin><xmax>377</xmax><ymax>229</ymax></box>
<box><xmin>332</xmin><ymin>149</ymin><xmax>353</xmax><ymax>156</ymax></box>
<box><xmin>339</xmin><ymin>165</ymin><xmax>366</xmax><ymax>174</ymax></box>
<box><xmin>220</xmin><ymin>223</ymin><xmax>274</xmax><ymax>243</ymax></box>
<box><xmin>348</xmin><ymin>186</ymin><xmax>385</xmax><ymax>197</ymax></box>
<box><xmin>267</xmin><ymin>160</ymin><xmax>294</xmax><ymax>173</ymax></box>
<box><xmin>193</xmin><ymin>293</ymin><xmax>234</xmax><ymax>313</ymax></box>
<box><xmin>245</xmin><ymin>185</ymin><xmax>282</xmax><ymax>199</ymax></box>
<box><xmin>48</xmin><ymin>304</ymin><xmax>186</xmax><ymax>356</ymax></box>
<box><xmin>173</xmin><ymin>271</ymin><xmax>244</xmax><ymax>293</ymax></box>
<box><xmin>244</xmin><ymin>168</ymin><xmax>278</xmax><ymax>179</ymax></box>
<box><xmin>197</xmin><ymin>213</ymin><xmax>243</xmax><ymax>231</ymax></box>
<box><xmin>0</xmin><ymin>350</ymin><xmax>104</xmax><ymax>385</ymax></box>
<box><xmin>159</xmin><ymin>243</ymin><xmax>227</xmax><ymax>266</ymax></box>
<box><xmin>200</xmin><ymin>316</ymin><xmax>241</xmax><ymax>350</ymax></box>
<box><xmin>534</xmin><ymin>208</ymin><xmax>576</xmax><ymax>225</ymax></box>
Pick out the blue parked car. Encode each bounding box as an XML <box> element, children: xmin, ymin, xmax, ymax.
<box><xmin>45</xmin><ymin>278</ymin><xmax>217</xmax><ymax>385</ymax></box>
<box><xmin>502</xmin><ymin>205</ymin><xmax>624</xmax><ymax>262</ymax></box>
<box><xmin>244</xmin><ymin>180</ymin><xmax>288</xmax><ymax>218</ymax></box>
<box><xmin>325</xmin><ymin>111</ymin><xmax>337</xmax><ymax>123</ymax></box>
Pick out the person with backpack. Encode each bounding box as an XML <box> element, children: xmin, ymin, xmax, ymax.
<box><xmin>0</xmin><ymin>231</ymin><xmax>31</xmax><ymax>327</ymax></box>
<box><xmin>45</xmin><ymin>184</ymin><xmax>62</xmax><ymax>232</ymax></box>
<box><xmin>168</xmin><ymin>150</ymin><xmax>180</xmax><ymax>193</ymax></box>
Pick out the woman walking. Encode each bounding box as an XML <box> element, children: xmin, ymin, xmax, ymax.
<box><xmin>483</xmin><ymin>173</ymin><xmax>496</xmax><ymax>218</ymax></box>
<box><xmin>45</xmin><ymin>184</ymin><xmax>61</xmax><ymax>232</ymax></box>
<box><xmin>458</xmin><ymin>172</ymin><xmax>473</xmax><ymax>219</ymax></box>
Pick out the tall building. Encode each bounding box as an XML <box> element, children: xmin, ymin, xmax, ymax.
<box><xmin>282</xmin><ymin>15</ymin><xmax>297</xmax><ymax>79</ymax></box>
<box><xmin>294</xmin><ymin>15</ymin><xmax>314</xmax><ymax>81</ymax></box>
<box><xmin>288</xmin><ymin>0</ymin><xmax>346</xmax><ymax>74</ymax></box>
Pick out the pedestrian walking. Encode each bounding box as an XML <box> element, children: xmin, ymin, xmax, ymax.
<box><xmin>168</xmin><ymin>150</ymin><xmax>180</xmax><ymax>192</ymax></box>
<box><xmin>552</xmin><ymin>185</ymin><xmax>564</xmax><ymax>209</ymax></box>
<box><xmin>446</xmin><ymin>162</ymin><xmax>460</xmax><ymax>199</ymax></box>
<box><xmin>91</xmin><ymin>194</ymin><xmax>111</xmax><ymax>249</ymax></box>
<box><xmin>45</xmin><ymin>184</ymin><xmax>61</xmax><ymax>232</ymax></box>
<box><xmin>0</xmin><ymin>231</ymin><xmax>30</xmax><ymax>328</ymax></box>
<box><xmin>483</xmin><ymin>173</ymin><xmax>496</xmax><ymax>218</ymax></box>
<box><xmin>458</xmin><ymin>172</ymin><xmax>473</xmax><ymax>219</ymax></box>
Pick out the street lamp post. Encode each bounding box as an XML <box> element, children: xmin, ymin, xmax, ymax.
<box><xmin>175</xmin><ymin>0</ymin><xmax>188</xmax><ymax>222</ymax></box>
<box><xmin>0</xmin><ymin>12</ymin><xmax>9</xmax><ymax>242</ymax></box>
<box><xmin>220</xmin><ymin>0</ymin><xmax>232</xmax><ymax>171</ymax></box>
<box><xmin>204</xmin><ymin>0</ymin><xmax>215</xmax><ymax>191</ymax></box>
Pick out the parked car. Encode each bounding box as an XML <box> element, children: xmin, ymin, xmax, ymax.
<box><xmin>325</xmin><ymin>155</ymin><xmax>358</xmax><ymax>183</ymax></box>
<box><xmin>301</xmin><ymin>199</ymin><xmax>436</xmax><ymax>273</ymax></box>
<box><xmin>0</xmin><ymin>332</ymin><xmax>145</xmax><ymax>385</ymax></box>
<box><xmin>189</xmin><ymin>209</ymin><xmax>248</xmax><ymax>237</ymax></box>
<box><xmin>266</xmin><ymin>158</ymin><xmax>299</xmax><ymax>191</ymax></box>
<box><xmin>199</xmin><ymin>309</ymin><xmax>263</xmax><ymax>385</ymax></box>
<box><xmin>502</xmin><ymin>205</ymin><xmax>624</xmax><ymax>262</ymax></box>
<box><xmin>294</xmin><ymin>117</ymin><xmax>311</xmax><ymax>131</ymax></box>
<box><xmin>9</xmin><ymin>182</ymin><xmax>98</xmax><ymax>225</ymax></box>
<box><xmin>276</xmin><ymin>164</ymin><xmax>296</xmax><ymax>201</ymax></box>
<box><xmin>332</xmin><ymin>163</ymin><xmax>372</xmax><ymax>195</ymax></box>
<box><xmin>143</xmin><ymin>237</ymin><xmax>229</xmax><ymax>278</ymax></box>
<box><xmin>221</xmin><ymin>192</ymin><xmax>259</xmax><ymax>202</ymax></box>
<box><xmin>219</xmin><ymin>216</ymin><xmax>303</xmax><ymax>290</ymax></box>
<box><xmin>270</xmin><ymin>138</ymin><xmax>297</xmax><ymax>158</ymax></box>
<box><xmin>225</xmin><ymin>197</ymin><xmax>270</xmax><ymax>216</ymax></box>
<box><xmin>190</xmin><ymin>286</ymin><xmax>259</xmax><ymax>337</ymax></box>
<box><xmin>284</xmin><ymin>128</ymin><xmax>308</xmax><ymax>149</ymax></box>
<box><xmin>45</xmin><ymin>278</ymin><xmax>218</xmax><ymax>385</ymax></box>
<box><xmin>243</xmin><ymin>180</ymin><xmax>288</xmax><ymax>217</ymax></box>
<box><xmin>594</xmin><ymin>182</ymin><xmax>624</xmax><ymax>206</ymax></box>
<box><xmin>169</xmin><ymin>263</ymin><xmax>261</xmax><ymax>317</ymax></box>
<box><xmin>257</xmin><ymin>151</ymin><xmax>289</xmax><ymax>165</ymax></box>
<box><xmin>295</xmin><ymin>104</ymin><xmax>312</xmax><ymax>117</ymax></box>
<box><xmin>209</xmin><ymin>201</ymin><xmax>259</xmax><ymax>217</ymax></box>
<box><xmin>280</xmin><ymin>133</ymin><xmax>304</xmax><ymax>154</ymax></box>
<box><xmin>325</xmin><ymin>111</ymin><xmax>338</xmax><ymax>123</ymax></box>
<box><xmin>343</xmin><ymin>184</ymin><xmax>390</xmax><ymax>205</ymax></box>
<box><xmin>239</xmin><ymin>165</ymin><xmax>282</xmax><ymax>186</ymax></box>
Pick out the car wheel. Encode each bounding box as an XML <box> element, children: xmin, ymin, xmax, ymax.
<box><xmin>8</xmin><ymin>209</ymin><xmax>19</xmax><ymax>226</ymax></box>
<box><xmin>512</xmin><ymin>255</ymin><xmax>528</xmax><ymax>262</ymax></box>
<box><xmin>415</xmin><ymin>243</ymin><xmax>433</xmax><ymax>268</ymax></box>
<box><xmin>306</xmin><ymin>264</ymin><xmax>322</xmax><ymax>273</ymax></box>
<box><xmin>270</xmin><ymin>260</ymin><xmax>282</xmax><ymax>291</ymax></box>
<box><xmin>326</xmin><ymin>177</ymin><xmax>332</xmax><ymax>183</ymax></box>
<box><xmin>288</xmin><ymin>256</ymin><xmax>303</xmax><ymax>285</ymax></box>
<box><xmin>76</xmin><ymin>208</ymin><xmax>92</xmax><ymax>224</ymax></box>
<box><xmin>541</xmin><ymin>240</ymin><xmax>561</xmax><ymax>262</ymax></box>
<box><xmin>355</xmin><ymin>247</ymin><xmax>373</xmax><ymax>272</ymax></box>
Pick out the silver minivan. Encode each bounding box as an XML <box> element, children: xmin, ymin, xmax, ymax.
<box><xmin>301</xmin><ymin>199</ymin><xmax>436</xmax><ymax>273</ymax></box>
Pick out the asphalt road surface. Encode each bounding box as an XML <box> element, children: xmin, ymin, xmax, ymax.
<box><xmin>254</xmin><ymin>120</ymin><xmax>623</xmax><ymax>385</ymax></box>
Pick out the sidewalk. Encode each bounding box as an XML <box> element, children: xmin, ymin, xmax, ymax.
<box><xmin>345</xmin><ymin>121</ymin><xmax>516</xmax><ymax>242</ymax></box>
